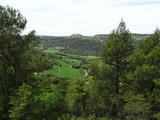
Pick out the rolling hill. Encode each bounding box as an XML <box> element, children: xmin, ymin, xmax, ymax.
<box><xmin>40</xmin><ymin>34</ymin><xmax>150</xmax><ymax>56</ymax></box>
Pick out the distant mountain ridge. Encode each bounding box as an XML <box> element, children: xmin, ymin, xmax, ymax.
<box><xmin>40</xmin><ymin>34</ymin><xmax>150</xmax><ymax>56</ymax></box>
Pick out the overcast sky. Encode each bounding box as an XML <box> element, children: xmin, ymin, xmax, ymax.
<box><xmin>1</xmin><ymin>0</ymin><xmax>160</xmax><ymax>36</ymax></box>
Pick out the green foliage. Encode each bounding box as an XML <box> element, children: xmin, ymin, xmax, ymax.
<box><xmin>140</xmin><ymin>29</ymin><xmax>160</xmax><ymax>55</ymax></box>
<box><xmin>0</xmin><ymin>5</ymin><xmax>52</xmax><ymax>120</ymax></box>
<box><xmin>66</xmin><ymin>78</ymin><xmax>88</xmax><ymax>116</ymax></box>
<box><xmin>9</xmin><ymin>83</ymin><xmax>32</xmax><ymax>119</ymax></box>
<box><xmin>9</xmin><ymin>76</ymin><xmax>68</xmax><ymax>120</ymax></box>
<box><xmin>0</xmin><ymin>5</ymin><xmax>39</xmax><ymax>120</ymax></box>
<box><xmin>133</xmin><ymin>64</ymin><xmax>159</xmax><ymax>93</ymax></box>
<box><xmin>1</xmin><ymin>5</ymin><xmax>160</xmax><ymax>120</ymax></box>
<box><xmin>124</xmin><ymin>92</ymin><xmax>151</xmax><ymax>120</ymax></box>
<box><xmin>89</xmin><ymin>19</ymin><xmax>134</xmax><ymax>119</ymax></box>
<box><xmin>127</xmin><ymin>29</ymin><xmax>160</xmax><ymax>119</ymax></box>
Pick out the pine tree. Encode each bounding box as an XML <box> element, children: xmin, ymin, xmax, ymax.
<box><xmin>0</xmin><ymin>5</ymin><xmax>39</xmax><ymax>120</ymax></box>
<box><xmin>101</xmin><ymin>19</ymin><xmax>134</xmax><ymax>94</ymax></box>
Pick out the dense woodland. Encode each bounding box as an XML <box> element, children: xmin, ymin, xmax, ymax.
<box><xmin>1</xmin><ymin>5</ymin><xmax>160</xmax><ymax>120</ymax></box>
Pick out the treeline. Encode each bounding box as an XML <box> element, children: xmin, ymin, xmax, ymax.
<box><xmin>1</xmin><ymin>5</ymin><xmax>160</xmax><ymax>120</ymax></box>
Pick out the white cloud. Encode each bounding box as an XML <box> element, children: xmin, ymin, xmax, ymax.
<box><xmin>0</xmin><ymin>0</ymin><xmax>160</xmax><ymax>35</ymax></box>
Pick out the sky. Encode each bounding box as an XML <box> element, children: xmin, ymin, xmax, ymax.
<box><xmin>1</xmin><ymin>0</ymin><xmax>160</xmax><ymax>36</ymax></box>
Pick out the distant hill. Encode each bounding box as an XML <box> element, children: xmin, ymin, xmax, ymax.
<box><xmin>40</xmin><ymin>34</ymin><xmax>150</xmax><ymax>56</ymax></box>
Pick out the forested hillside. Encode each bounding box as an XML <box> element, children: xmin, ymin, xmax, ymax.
<box><xmin>1</xmin><ymin>5</ymin><xmax>160</xmax><ymax>120</ymax></box>
<box><xmin>40</xmin><ymin>33</ymin><xmax>149</xmax><ymax>56</ymax></box>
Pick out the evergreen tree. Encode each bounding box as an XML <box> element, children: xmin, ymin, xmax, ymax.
<box><xmin>101</xmin><ymin>19</ymin><xmax>134</xmax><ymax>94</ymax></box>
<box><xmin>128</xmin><ymin>30</ymin><xmax>160</xmax><ymax>119</ymax></box>
<box><xmin>91</xmin><ymin>19</ymin><xmax>134</xmax><ymax>119</ymax></box>
<box><xmin>0</xmin><ymin>5</ymin><xmax>39</xmax><ymax>120</ymax></box>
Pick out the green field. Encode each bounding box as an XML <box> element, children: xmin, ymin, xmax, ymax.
<box><xmin>43</xmin><ymin>60</ymin><xmax>79</xmax><ymax>78</ymax></box>
<box><xmin>43</xmin><ymin>46</ymin><xmax>97</xmax><ymax>78</ymax></box>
